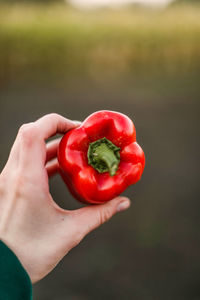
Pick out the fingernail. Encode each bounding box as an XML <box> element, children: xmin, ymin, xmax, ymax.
<box><xmin>117</xmin><ymin>199</ymin><xmax>130</xmax><ymax>212</ymax></box>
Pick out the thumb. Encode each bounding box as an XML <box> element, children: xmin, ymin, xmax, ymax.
<box><xmin>70</xmin><ymin>196</ymin><xmax>131</xmax><ymax>240</ymax></box>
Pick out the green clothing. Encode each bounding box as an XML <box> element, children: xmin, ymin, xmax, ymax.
<box><xmin>0</xmin><ymin>240</ymin><xmax>32</xmax><ymax>300</ymax></box>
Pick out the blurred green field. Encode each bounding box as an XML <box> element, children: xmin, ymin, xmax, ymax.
<box><xmin>0</xmin><ymin>3</ymin><xmax>200</xmax><ymax>84</ymax></box>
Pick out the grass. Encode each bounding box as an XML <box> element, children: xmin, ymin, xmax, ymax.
<box><xmin>0</xmin><ymin>3</ymin><xmax>200</xmax><ymax>83</ymax></box>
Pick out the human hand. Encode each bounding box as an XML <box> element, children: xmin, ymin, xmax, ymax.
<box><xmin>0</xmin><ymin>113</ymin><xmax>131</xmax><ymax>283</ymax></box>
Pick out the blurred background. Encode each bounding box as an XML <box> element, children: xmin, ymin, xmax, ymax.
<box><xmin>0</xmin><ymin>0</ymin><xmax>200</xmax><ymax>299</ymax></box>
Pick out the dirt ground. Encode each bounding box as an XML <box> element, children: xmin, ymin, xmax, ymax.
<box><xmin>0</xmin><ymin>71</ymin><xmax>199</xmax><ymax>299</ymax></box>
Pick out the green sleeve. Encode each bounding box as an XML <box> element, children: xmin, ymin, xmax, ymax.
<box><xmin>0</xmin><ymin>240</ymin><xmax>32</xmax><ymax>300</ymax></box>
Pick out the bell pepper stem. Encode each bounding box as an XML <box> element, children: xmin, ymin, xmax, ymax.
<box><xmin>94</xmin><ymin>143</ymin><xmax>118</xmax><ymax>176</ymax></box>
<box><xmin>87</xmin><ymin>137</ymin><xmax>120</xmax><ymax>176</ymax></box>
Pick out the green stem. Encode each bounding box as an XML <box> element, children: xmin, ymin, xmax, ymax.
<box><xmin>87</xmin><ymin>137</ymin><xmax>120</xmax><ymax>176</ymax></box>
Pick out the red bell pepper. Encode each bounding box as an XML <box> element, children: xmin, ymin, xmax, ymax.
<box><xmin>58</xmin><ymin>110</ymin><xmax>145</xmax><ymax>204</ymax></box>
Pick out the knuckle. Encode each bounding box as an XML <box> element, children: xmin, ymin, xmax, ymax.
<box><xmin>46</xmin><ymin>113</ymin><xmax>60</xmax><ymax>120</ymax></box>
<box><xmin>18</xmin><ymin>123</ymin><xmax>37</xmax><ymax>145</ymax></box>
<box><xmin>98</xmin><ymin>208</ymin><xmax>112</xmax><ymax>225</ymax></box>
<box><xmin>19</xmin><ymin>122</ymin><xmax>35</xmax><ymax>134</ymax></box>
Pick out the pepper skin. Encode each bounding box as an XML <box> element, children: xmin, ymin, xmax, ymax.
<box><xmin>57</xmin><ymin>110</ymin><xmax>145</xmax><ymax>204</ymax></box>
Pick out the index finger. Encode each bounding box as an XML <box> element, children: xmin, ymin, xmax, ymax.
<box><xmin>7</xmin><ymin>113</ymin><xmax>80</xmax><ymax>170</ymax></box>
<box><xmin>35</xmin><ymin>113</ymin><xmax>81</xmax><ymax>140</ymax></box>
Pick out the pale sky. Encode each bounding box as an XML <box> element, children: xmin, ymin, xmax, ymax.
<box><xmin>69</xmin><ymin>0</ymin><xmax>174</xmax><ymax>9</ymax></box>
